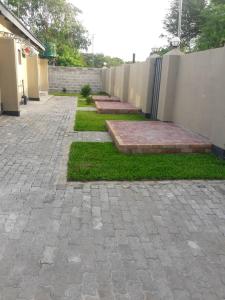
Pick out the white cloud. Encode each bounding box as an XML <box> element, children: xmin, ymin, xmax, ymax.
<box><xmin>71</xmin><ymin>0</ymin><xmax>171</xmax><ymax>61</ymax></box>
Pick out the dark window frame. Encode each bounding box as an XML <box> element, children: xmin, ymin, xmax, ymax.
<box><xmin>18</xmin><ymin>49</ymin><xmax>22</xmax><ymax>65</ymax></box>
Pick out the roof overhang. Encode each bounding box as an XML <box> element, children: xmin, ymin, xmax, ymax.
<box><xmin>0</xmin><ymin>1</ymin><xmax>45</xmax><ymax>51</ymax></box>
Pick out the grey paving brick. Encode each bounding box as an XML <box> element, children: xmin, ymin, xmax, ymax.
<box><xmin>112</xmin><ymin>270</ymin><xmax>127</xmax><ymax>294</ymax></box>
<box><xmin>0</xmin><ymin>97</ymin><xmax>225</xmax><ymax>299</ymax></box>
<box><xmin>40</xmin><ymin>246</ymin><xmax>57</xmax><ymax>265</ymax></box>
<box><xmin>82</xmin><ymin>272</ymin><xmax>97</xmax><ymax>296</ymax></box>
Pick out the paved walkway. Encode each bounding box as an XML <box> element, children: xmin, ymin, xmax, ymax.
<box><xmin>0</xmin><ymin>96</ymin><xmax>225</xmax><ymax>300</ymax></box>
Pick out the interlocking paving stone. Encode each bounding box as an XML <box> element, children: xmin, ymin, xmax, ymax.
<box><xmin>0</xmin><ymin>96</ymin><xmax>225</xmax><ymax>299</ymax></box>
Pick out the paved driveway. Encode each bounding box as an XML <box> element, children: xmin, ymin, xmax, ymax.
<box><xmin>0</xmin><ymin>96</ymin><xmax>225</xmax><ymax>300</ymax></box>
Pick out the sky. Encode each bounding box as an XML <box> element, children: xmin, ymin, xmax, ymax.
<box><xmin>71</xmin><ymin>0</ymin><xmax>171</xmax><ymax>62</ymax></box>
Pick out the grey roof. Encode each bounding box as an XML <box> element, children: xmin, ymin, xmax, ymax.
<box><xmin>0</xmin><ymin>1</ymin><xmax>45</xmax><ymax>50</ymax></box>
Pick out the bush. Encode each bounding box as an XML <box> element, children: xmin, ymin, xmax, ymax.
<box><xmin>80</xmin><ymin>84</ymin><xmax>92</xmax><ymax>98</ymax></box>
<box><xmin>98</xmin><ymin>91</ymin><xmax>109</xmax><ymax>96</ymax></box>
<box><xmin>86</xmin><ymin>95</ymin><xmax>92</xmax><ymax>104</ymax></box>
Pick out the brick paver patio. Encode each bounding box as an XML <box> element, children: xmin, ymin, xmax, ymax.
<box><xmin>96</xmin><ymin>101</ymin><xmax>140</xmax><ymax>114</ymax></box>
<box><xmin>107</xmin><ymin>120</ymin><xmax>212</xmax><ymax>154</ymax></box>
<box><xmin>92</xmin><ymin>95</ymin><xmax>120</xmax><ymax>102</ymax></box>
<box><xmin>0</xmin><ymin>96</ymin><xmax>225</xmax><ymax>300</ymax></box>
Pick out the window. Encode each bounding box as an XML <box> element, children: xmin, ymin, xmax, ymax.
<box><xmin>18</xmin><ymin>49</ymin><xmax>22</xmax><ymax>65</ymax></box>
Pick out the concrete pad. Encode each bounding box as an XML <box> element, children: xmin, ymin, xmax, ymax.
<box><xmin>96</xmin><ymin>101</ymin><xmax>140</xmax><ymax>114</ymax></box>
<box><xmin>106</xmin><ymin>120</ymin><xmax>212</xmax><ymax>153</ymax></box>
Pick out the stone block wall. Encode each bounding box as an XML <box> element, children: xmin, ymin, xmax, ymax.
<box><xmin>48</xmin><ymin>66</ymin><xmax>103</xmax><ymax>93</ymax></box>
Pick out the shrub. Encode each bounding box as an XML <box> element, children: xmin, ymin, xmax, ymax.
<box><xmin>80</xmin><ymin>84</ymin><xmax>92</xmax><ymax>98</ymax></box>
<box><xmin>86</xmin><ymin>95</ymin><xmax>92</xmax><ymax>104</ymax></box>
<box><xmin>98</xmin><ymin>91</ymin><xmax>109</xmax><ymax>96</ymax></box>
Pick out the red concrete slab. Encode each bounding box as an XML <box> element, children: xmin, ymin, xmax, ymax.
<box><xmin>92</xmin><ymin>95</ymin><xmax>121</xmax><ymax>102</ymax></box>
<box><xmin>96</xmin><ymin>101</ymin><xmax>140</xmax><ymax>114</ymax></box>
<box><xmin>106</xmin><ymin>121</ymin><xmax>212</xmax><ymax>154</ymax></box>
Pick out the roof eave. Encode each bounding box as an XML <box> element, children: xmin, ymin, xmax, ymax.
<box><xmin>0</xmin><ymin>2</ymin><xmax>45</xmax><ymax>51</ymax></box>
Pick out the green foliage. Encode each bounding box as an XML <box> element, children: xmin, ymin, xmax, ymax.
<box><xmin>196</xmin><ymin>4</ymin><xmax>225</xmax><ymax>50</ymax></box>
<box><xmin>104</xmin><ymin>56</ymin><xmax>124</xmax><ymax>67</ymax></box>
<box><xmin>51</xmin><ymin>92</ymin><xmax>78</xmax><ymax>96</ymax></box>
<box><xmin>163</xmin><ymin>0</ymin><xmax>207</xmax><ymax>49</ymax></box>
<box><xmin>80</xmin><ymin>85</ymin><xmax>92</xmax><ymax>98</ymax></box>
<box><xmin>7</xmin><ymin>0</ymin><xmax>90</xmax><ymax>49</ymax></box>
<box><xmin>151</xmin><ymin>47</ymin><xmax>171</xmax><ymax>56</ymax></box>
<box><xmin>211</xmin><ymin>0</ymin><xmax>225</xmax><ymax>4</ymax></box>
<box><xmin>75</xmin><ymin>111</ymin><xmax>147</xmax><ymax>131</ymax></box>
<box><xmin>86</xmin><ymin>96</ymin><xmax>92</xmax><ymax>105</ymax></box>
<box><xmin>163</xmin><ymin>0</ymin><xmax>225</xmax><ymax>52</ymax></box>
<box><xmin>68</xmin><ymin>142</ymin><xmax>225</xmax><ymax>181</ymax></box>
<box><xmin>77</xmin><ymin>96</ymin><xmax>95</xmax><ymax>107</ymax></box>
<box><xmin>82</xmin><ymin>53</ymin><xmax>124</xmax><ymax>68</ymax></box>
<box><xmin>6</xmin><ymin>0</ymin><xmax>90</xmax><ymax>66</ymax></box>
<box><xmin>56</xmin><ymin>44</ymin><xmax>84</xmax><ymax>66</ymax></box>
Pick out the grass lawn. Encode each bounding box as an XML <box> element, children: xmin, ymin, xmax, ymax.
<box><xmin>75</xmin><ymin>111</ymin><xmax>147</xmax><ymax>131</ymax></box>
<box><xmin>67</xmin><ymin>142</ymin><xmax>225</xmax><ymax>181</ymax></box>
<box><xmin>77</xmin><ymin>96</ymin><xmax>95</xmax><ymax>107</ymax></box>
<box><xmin>51</xmin><ymin>92</ymin><xmax>79</xmax><ymax>97</ymax></box>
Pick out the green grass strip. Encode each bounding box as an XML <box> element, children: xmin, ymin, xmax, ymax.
<box><xmin>75</xmin><ymin>111</ymin><xmax>147</xmax><ymax>131</ymax></box>
<box><xmin>77</xmin><ymin>96</ymin><xmax>95</xmax><ymax>107</ymax></box>
<box><xmin>50</xmin><ymin>92</ymin><xmax>79</xmax><ymax>96</ymax></box>
<box><xmin>67</xmin><ymin>142</ymin><xmax>225</xmax><ymax>181</ymax></box>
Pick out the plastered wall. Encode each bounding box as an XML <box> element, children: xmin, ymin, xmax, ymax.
<box><xmin>102</xmin><ymin>58</ymin><xmax>156</xmax><ymax>114</ymax></box>
<box><xmin>128</xmin><ymin>61</ymin><xmax>154</xmax><ymax>110</ymax></box>
<box><xmin>38</xmin><ymin>58</ymin><xmax>49</xmax><ymax>91</ymax></box>
<box><xmin>171</xmin><ymin>47</ymin><xmax>225</xmax><ymax>150</ymax></box>
<box><xmin>0</xmin><ymin>39</ymin><xmax>19</xmax><ymax>114</ymax></box>
<box><xmin>27</xmin><ymin>55</ymin><xmax>40</xmax><ymax>99</ymax></box>
<box><xmin>16</xmin><ymin>42</ymin><xmax>28</xmax><ymax>100</ymax></box>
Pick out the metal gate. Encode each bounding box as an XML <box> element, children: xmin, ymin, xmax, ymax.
<box><xmin>150</xmin><ymin>57</ymin><xmax>162</xmax><ymax>120</ymax></box>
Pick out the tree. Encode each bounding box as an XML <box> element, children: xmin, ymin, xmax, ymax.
<box><xmin>211</xmin><ymin>0</ymin><xmax>225</xmax><ymax>4</ymax></box>
<box><xmin>6</xmin><ymin>0</ymin><xmax>90</xmax><ymax>66</ymax></box>
<box><xmin>163</xmin><ymin>0</ymin><xmax>207</xmax><ymax>49</ymax></box>
<box><xmin>82</xmin><ymin>53</ymin><xmax>124</xmax><ymax>68</ymax></box>
<box><xmin>56</xmin><ymin>44</ymin><xmax>85</xmax><ymax>67</ymax></box>
<box><xmin>196</xmin><ymin>4</ymin><xmax>225</xmax><ymax>50</ymax></box>
<box><xmin>104</xmin><ymin>56</ymin><xmax>124</xmax><ymax>67</ymax></box>
<box><xmin>7</xmin><ymin>0</ymin><xmax>90</xmax><ymax>49</ymax></box>
<box><xmin>150</xmin><ymin>47</ymin><xmax>171</xmax><ymax>56</ymax></box>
